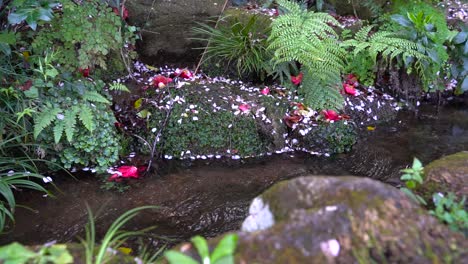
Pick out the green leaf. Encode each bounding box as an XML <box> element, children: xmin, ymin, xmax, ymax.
<box><xmin>78</xmin><ymin>105</ymin><xmax>94</xmax><ymax>132</ymax></box>
<box><xmin>34</xmin><ymin>108</ymin><xmax>61</xmax><ymax>138</ymax></box>
<box><xmin>46</xmin><ymin>244</ymin><xmax>74</xmax><ymax>264</ymax></box>
<box><xmin>0</xmin><ymin>242</ymin><xmax>37</xmax><ymax>264</ymax></box>
<box><xmin>211</xmin><ymin>234</ymin><xmax>238</xmax><ymax>263</ymax></box>
<box><xmin>83</xmin><ymin>91</ymin><xmax>110</xmax><ymax>104</ymax></box>
<box><xmin>7</xmin><ymin>13</ymin><xmax>28</xmax><ymax>25</ymax></box>
<box><xmin>23</xmin><ymin>86</ymin><xmax>39</xmax><ymax>99</ymax></box>
<box><xmin>0</xmin><ymin>32</ymin><xmax>16</xmax><ymax>45</ymax></box>
<box><xmin>164</xmin><ymin>251</ymin><xmax>199</xmax><ymax>264</ymax></box>
<box><xmin>191</xmin><ymin>236</ymin><xmax>210</xmax><ymax>261</ymax></box>
<box><xmin>53</xmin><ymin>120</ymin><xmax>65</xmax><ymax>143</ymax></box>
<box><xmin>64</xmin><ymin>108</ymin><xmax>78</xmax><ymax>142</ymax></box>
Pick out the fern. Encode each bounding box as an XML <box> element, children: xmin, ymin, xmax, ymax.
<box><xmin>343</xmin><ymin>25</ymin><xmax>429</xmax><ymax>82</ymax></box>
<box><xmin>109</xmin><ymin>83</ymin><xmax>130</xmax><ymax>92</ymax></box>
<box><xmin>83</xmin><ymin>91</ymin><xmax>110</xmax><ymax>104</ymax></box>
<box><xmin>268</xmin><ymin>0</ymin><xmax>345</xmax><ymax>110</ymax></box>
<box><xmin>34</xmin><ymin>107</ymin><xmax>61</xmax><ymax>139</ymax></box>
<box><xmin>300</xmin><ymin>68</ymin><xmax>344</xmax><ymax>111</ymax></box>
<box><xmin>79</xmin><ymin>105</ymin><xmax>95</xmax><ymax>132</ymax></box>
<box><xmin>64</xmin><ymin>107</ymin><xmax>78</xmax><ymax>142</ymax></box>
<box><xmin>53</xmin><ymin>120</ymin><xmax>65</xmax><ymax>144</ymax></box>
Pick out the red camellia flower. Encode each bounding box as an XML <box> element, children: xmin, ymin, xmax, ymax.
<box><xmin>108</xmin><ymin>165</ymin><xmax>146</xmax><ymax>182</ymax></box>
<box><xmin>322</xmin><ymin>110</ymin><xmax>341</xmax><ymax>122</ymax></box>
<box><xmin>291</xmin><ymin>72</ymin><xmax>303</xmax><ymax>86</ymax></box>
<box><xmin>79</xmin><ymin>68</ymin><xmax>90</xmax><ymax>77</ymax></box>
<box><xmin>343</xmin><ymin>83</ymin><xmax>357</xmax><ymax>96</ymax></box>
<box><xmin>113</xmin><ymin>6</ymin><xmax>129</xmax><ymax>20</ymax></box>
<box><xmin>152</xmin><ymin>75</ymin><xmax>173</xmax><ymax>88</ymax></box>
<box><xmin>176</xmin><ymin>68</ymin><xmax>193</xmax><ymax>79</ymax></box>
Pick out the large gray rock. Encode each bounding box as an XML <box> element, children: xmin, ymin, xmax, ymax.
<box><xmin>126</xmin><ymin>0</ymin><xmax>226</xmax><ymax>66</ymax></box>
<box><xmin>176</xmin><ymin>176</ymin><xmax>467</xmax><ymax>263</ymax></box>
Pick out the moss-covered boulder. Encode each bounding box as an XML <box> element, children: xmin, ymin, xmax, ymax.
<box><xmin>176</xmin><ymin>176</ymin><xmax>467</xmax><ymax>263</ymax></box>
<box><xmin>419</xmin><ymin>151</ymin><xmax>468</xmax><ymax>200</ymax></box>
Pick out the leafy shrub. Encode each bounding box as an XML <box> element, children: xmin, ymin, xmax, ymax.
<box><xmin>193</xmin><ymin>11</ymin><xmax>272</xmax><ymax>80</ymax></box>
<box><xmin>6</xmin><ymin>0</ymin><xmax>58</xmax><ymax>30</ymax></box>
<box><xmin>446</xmin><ymin>25</ymin><xmax>468</xmax><ymax>93</ymax></box>
<box><xmin>343</xmin><ymin>25</ymin><xmax>430</xmax><ymax>89</ymax></box>
<box><xmin>32</xmin><ymin>0</ymin><xmax>136</xmax><ymax>75</ymax></box>
<box><xmin>391</xmin><ymin>10</ymin><xmax>449</xmax><ymax>91</ymax></box>
<box><xmin>31</xmin><ymin>76</ymin><xmax>121</xmax><ymax>172</ymax></box>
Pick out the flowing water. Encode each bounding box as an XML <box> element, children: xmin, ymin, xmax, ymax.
<box><xmin>1</xmin><ymin>104</ymin><xmax>467</xmax><ymax>248</ymax></box>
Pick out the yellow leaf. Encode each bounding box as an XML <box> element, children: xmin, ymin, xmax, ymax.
<box><xmin>117</xmin><ymin>247</ymin><xmax>132</xmax><ymax>255</ymax></box>
<box><xmin>22</xmin><ymin>51</ymin><xmax>30</xmax><ymax>61</ymax></box>
<box><xmin>134</xmin><ymin>98</ymin><xmax>143</xmax><ymax>109</ymax></box>
<box><xmin>367</xmin><ymin>126</ymin><xmax>376</xmax><ymax>131</ymax></box>
<box><xmin>145</xmin><ymin>64</ymin><xmax>159</xmax><ymax>72</ymax></box>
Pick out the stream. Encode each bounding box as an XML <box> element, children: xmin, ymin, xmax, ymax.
<box><xmin>1</xmin><ymin>103</ymin><xmax>467</xmax><ymax>249</ymax></box>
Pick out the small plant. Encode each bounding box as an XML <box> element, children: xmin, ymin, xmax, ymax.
<box><xmin>391</xmin><ymin>10</ymin><xmax>449</xmax><ymax>91</ymax></box>
<box><xmin>400</xmin><ymin>157</ymin><xmax>426</xmax><ymax>205</ymax></box>
<box><xmin>0</xmin><ymin>242</ymin><xmax>73</xmax><ymax>264</ymax></box>
<box><xmin>430</xmin><ymin>193</ymin><xmax>468</xmax><ymax>233</ymax></box>
<box><xmin>165</xmin><ymin>234</ymin><xmax>239</xmax><ymax>264</ymax></box>
<box><xmin>81</xmin><ymin>205</ymin><xmax>158</xmax><ymax>264</ymax></box>
<box><xmin>193</xmin><ymin>12</ymin><xmax>272</xmax><ymax>79</ymax></box>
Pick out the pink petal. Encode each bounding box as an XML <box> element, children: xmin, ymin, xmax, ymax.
<box><xmin>239</xmin><ymin>104</ymin><xmax>251</xmax><ymax>112</ymax></box>
<box><xmin>261</xmin><ymin>87</ymin><xmax>270</xmax><ymax>95</ymax></box>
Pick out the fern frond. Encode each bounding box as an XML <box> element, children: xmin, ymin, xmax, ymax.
<box><xmin>53</xmin><ymin>120</ymin><xmax>65</xmax><ymax>144</ymax></box>
<box><xmin>109</xmin><ymin>83</ymin><xmax>130</xmax><ymax>92</ymax></box>
<box><xmin>34</xmin><ymin>107</ymin><xmax>61</xmax><ymax>139</ymax></box>
<box><xmin>83</xmin><ymin>91</ymin><xmax>110</xmax><ymax>104</ymax></box>
<box><xmin>64</xmin><ymin>106</ymin><xmax>79</xmax><ymax>142</ymax></box>
<box><xmin>79</xmin><ymin>105</ymin><xmax>95</xmax><ymax>132</ymax></box>
<box><xmin>268</xmin><ymin>0</ymin><xmax>345</xmax><ymax>110</ymax></box>
<box><xmin>301</xmin><ymin>69</ymin><xmax>343</xmax><ymax>111</ymax></box>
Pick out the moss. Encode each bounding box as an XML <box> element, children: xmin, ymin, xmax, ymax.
<box><xmin>418</xmin><ymin>151</ymin><xmax>468</xmax><ymax>200</ymax></box>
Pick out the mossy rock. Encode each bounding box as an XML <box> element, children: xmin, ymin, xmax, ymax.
<box><xmin>170</xmin><ymin>176</ymin><xmax>467</xmax><ymax>263</ymax></box>
<box><xmin>126</xmin><ymin>0</ymin><xmax>226</xmax><ymax>66</ymax></box>
<box><xmin>418</xmin><ymin>151</ymin><xmax>468</xmax><ymax>201</ymax></box>
<box><xmin>324</xmin><ymin>0</ymin><xmax>388</xmax><ymax>20</ymax></box>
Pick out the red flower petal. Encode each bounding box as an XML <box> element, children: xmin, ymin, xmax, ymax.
<box><xmin>322</xmin><ymin>110</ymin><xmax>341</xmax><ymax>121</ymax></box>
<box><xmin>291</xmin><ymin>72</ymin><xmax>303</xmax><ymax>86</ymax></box>
<box><xmin>152</xmin><ymin>75</ymin><xmax>173</xmax><ymax>87</ymax></box>
<box><xmin>239</xmin><ymin>104</ymin><xmax>251</xmax><ymax>112</ymax></box>
<box><xmin>343</xmin><ymin>83</ymin><xmax>357</xmax><ymax>96</ymax></box>
<box><xmin>177</xmin><ymin>69</ymin><xmax>193</xmax><ymax>79</ymax></box>
<box><xmin>118</xmin><ymin>166</ymin><xmax>139</xmax><ymax>178</ymax></box>
<box><xmin>79</xmin><ymin>68</ymin><xmax>90</xmax><ymax>77</ymax></box>
<box><xmin>261</xmin><ymin>87</ymin><xmax>270</xmax><ymax>95</ymax></box>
